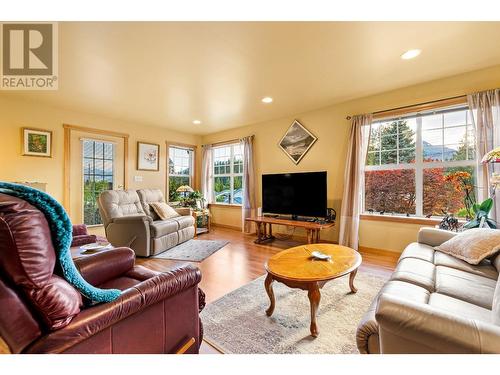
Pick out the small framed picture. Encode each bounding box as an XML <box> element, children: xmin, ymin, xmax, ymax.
<box><xmin>137</xmin><ymin>142</ymin><xmax>160</xmax><ymax>171</ymax></box>
<box><xmin>22</xmin><ymin>128</ymin><xmax>52</xmax><ymax>157</ymax></box>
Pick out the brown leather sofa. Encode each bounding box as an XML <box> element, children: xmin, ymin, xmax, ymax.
<box><xmin>98</xmin><ymin>189</ymin><xmax>195</xmax><ymax>257</ymax></box>
<box><xmin>357</xmin><ymin>227</ymin><xmax>500</xmax><ymax>354</ymax></box>
<box><xmin>0</xmin><ymin>193</ymin><xmax>205</xmax><ymax>354</ymax></box>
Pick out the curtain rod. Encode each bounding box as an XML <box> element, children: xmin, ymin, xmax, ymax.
<box><xmin>205</xmin><ymin>135</ymin><xmax>254</xmax><ymax>147</ymax></box>
<box><xmin>345</xmin><ymin>94</ymin><xmax>467</xmax><ymax>121</ymax></box>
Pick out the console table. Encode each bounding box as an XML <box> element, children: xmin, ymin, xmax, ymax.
<box><xmin>245</xmin><ymin>216</ymin><xmax>335</xmax><ymax>244</ymax></box>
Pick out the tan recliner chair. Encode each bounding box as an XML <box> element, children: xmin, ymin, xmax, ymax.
<box><xmin>98</xmin><ymin>189</ymin><xmax>195</xmax><ymax>257</ymax></box>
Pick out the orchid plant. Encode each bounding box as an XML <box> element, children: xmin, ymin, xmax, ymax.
<box><xmin>463</xmin><ymin>198</ymin><xmax>496</xmax><ymax>229</ymax></box>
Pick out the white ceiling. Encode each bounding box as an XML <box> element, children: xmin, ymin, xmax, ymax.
<box><xmin>3</xmin><ymin>22</ymin><xmax>500</xmax><ymax>134</ymax></box>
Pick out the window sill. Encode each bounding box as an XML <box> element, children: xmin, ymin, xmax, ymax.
<box><xmin>209</xmin><ymin>203</ymin><xmax>242</xmax><ymax>209</ymax></box>
<box><xmin>360</xmin><ymin>214</ymin><xmax>442</xmax><ymax>225</ymax></box>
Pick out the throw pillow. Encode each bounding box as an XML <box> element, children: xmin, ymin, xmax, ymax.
<box><xmin>150</xmin><ymin>202</ymin><xmax>180</xmax><ymax>220</ymax></box>
<box><xmin>434</xmin><ymin>228</ymin><xmax>500</xmax><ymax>265</ymax></box>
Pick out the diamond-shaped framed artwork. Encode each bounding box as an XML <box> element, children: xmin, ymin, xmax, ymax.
<box><xmin>278</xmin><ymin>120</ymin><xmax>317</xmax><ymax>165</ymax></box>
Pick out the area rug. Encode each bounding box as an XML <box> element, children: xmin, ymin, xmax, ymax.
<box><xmin>201</xmin><ymin>270</ymin><xmax>388</xmax><ymax>354</ymax></box>
<box><xmin>152</xmin><ymin>239</ymin><xmax>229</xmax><ymax>262</ymax></box>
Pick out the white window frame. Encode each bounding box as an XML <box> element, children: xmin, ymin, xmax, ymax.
<box><xmin>81</xmin><ymin>138</ymin><xmax>116</xmax><ymax>226</ymax></box>
<box><xmin>363</xmin><ymin>105</ymin><xmax>477</xmax><ymax>218</ymax></box>
<box><xmin>168</xmin><ymin>145</ymin><xmax>194</xmax><ymax>201</ymax></box>
<box><xmin>212</xmin><ymin>143</ymin><xmax>243</xmax><ymax>205</ymax></box>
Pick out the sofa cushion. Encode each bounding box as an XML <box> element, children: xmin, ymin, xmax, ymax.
<box><xmin>150</xmin><ymin>202</ymin><xmax>180</xmax><ymax>221</ymax></box>
<box><xmin>171</xmin><ymin>215</ymin><xmax>195</xmax><ymax>230</ymax></box>
<box><xmin>399</xmin><ymin>243</ymin><xmax>435</xmax><ymax>263</ymax></box>
<box><xmin>428</xmin><ymin>293</ymin><xmax>492</xmax><ymax>323</ymax></box>
<box><xmin>27</xmin><ymin>275</ymin><xmax>83</xmax><ymax>330</ymax></box>
<box><xmin>150</xmin><ymin>220</ymin><xmax>179</xmax><ymax>237</ymax></box>
<box><xmin>379</xmin><ymin>280</ymin><xmax>431</xmax><ymax>304</ymax></box>
<box><xmin>435</xmin><ymin>266</ymin><xmax>497</xmax><ymax>309</ymax></box>
<box><xmin>434</xmin><ymin>251</ymin><xmax>498</xmax><ymax>280</ymax></box>
<box><xmin>390</xmin><ymin>258</ymin><xmax>436</xmax><ymax>292</ymax></box>
<box><xmin>434</xmin><ymin>228</ymin><xmax>500</xmax><ymax>265</ymax></box>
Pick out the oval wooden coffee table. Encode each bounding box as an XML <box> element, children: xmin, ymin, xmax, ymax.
<box><xmin>264</xmin><ymin>243</ymin><xmax>362</xmax><ymax>337</ymax></box>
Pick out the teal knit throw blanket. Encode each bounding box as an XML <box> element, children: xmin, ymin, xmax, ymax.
<box><xmin>0</xmin><ymin>182</ymin><xmax>121</xmax><ymax>303</ymax></box>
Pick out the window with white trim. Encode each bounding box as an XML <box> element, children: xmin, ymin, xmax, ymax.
<box><xmin>364</xmin><ymin>105</ymin><xmax>477</xmax><ymax>218</ymax></box>
<box><xmin>168</xmin><ymin>146</ymin><xmax>194</xmax><ymax>201</ymax></box>
<box><xmin>83</xmin><ymin>140</ymin><xmax>115</xmax><ymax>225</ymax></box>
<box><xmin>212</xmin><ymin>143</ymin><xmax>243</xmax><ymax>205</ymax></box>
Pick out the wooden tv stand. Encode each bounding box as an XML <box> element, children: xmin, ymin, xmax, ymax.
<box><xmin>245</xmin><ymin>216</ymin><xmax>335</xmax><ymax>244</ymax></box>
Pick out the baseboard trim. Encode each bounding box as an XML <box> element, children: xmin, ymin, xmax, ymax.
<box><xmin>211</xmin><ymin>223</ymin><xmax>242</xmax><ymax>231</ymax></box>
<box><xmin>359</xmin><ymin>245</ymin><xmax>401</xmax><ymax>257</ymax></box>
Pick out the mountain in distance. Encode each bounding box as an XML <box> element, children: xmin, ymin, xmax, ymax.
<box><xmin>423</xmin><ymin>141</ymin><xmax>456</xmax><ymax>161</ymax></box>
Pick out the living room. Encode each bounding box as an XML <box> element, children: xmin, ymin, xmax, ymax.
<box><xmin>2</xmin><ymin>1</ymin><xmax>500</xmax><ymax>373</ymax></box>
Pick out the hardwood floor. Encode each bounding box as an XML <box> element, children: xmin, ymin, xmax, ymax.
<box><xmin>136</xmin><ymin>225</ymin><xmax>400</xmax><ymax>354</ymax></box>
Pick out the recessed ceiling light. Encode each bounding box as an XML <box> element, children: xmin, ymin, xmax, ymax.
<box><xmin>261</xmin><ymin>97</ymin><xmax>273</xmax><ymax>104</ymax></box>
<box><xmin>401</xmin><ymin>49</ymin><xmax>421</xmax><ymax>60</ymax></box>
<box><xmin>192</xmin><ymin>120</ymin><xmax>202</xmax><ymax>125</ymax></box>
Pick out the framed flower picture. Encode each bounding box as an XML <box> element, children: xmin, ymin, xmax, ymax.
<box><xmin>137</xmin><ymin>142</ymin><xmax>160</xmax><ymax>171</ymax></box>
<box><xmin>278</xmin><ymin>120</ymin><xmax>317</xmax><ymax>164</ymax></box>
<box><xmin>22</xmin><ymin>128</ymin><xmax>52</xmax><ymax>157</ymax></box>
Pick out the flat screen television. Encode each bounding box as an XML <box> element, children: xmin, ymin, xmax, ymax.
<box><xmin>262</xmin><ymin>171</ymin><xmax>327</xmax><ymax>218</ymax></box>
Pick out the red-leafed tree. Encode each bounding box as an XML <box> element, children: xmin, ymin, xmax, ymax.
<box><xmin>365</xmin><ymin>169</ymin><xmax>416</xmax><ymax>214</ymax></box>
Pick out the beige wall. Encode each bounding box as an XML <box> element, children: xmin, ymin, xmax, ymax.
<box><xmin>3</xmin><ymin>65</ymin><xmax>500</xmax><ymax>252</ymax></box>
<box><xmin>202</xmin><ymin>64</ymin><xmax>500</xmax><ymax>252</ymax></box>
<box><xmin>0</xmin><ymin>96</ymin><xmax>201</xmax><ymax>212</ymax></box>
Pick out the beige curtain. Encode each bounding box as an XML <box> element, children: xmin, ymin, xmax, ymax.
<box><xmin>467</xmin><ymin>88</ymin><xmax>500</xmax><ymax>222</ymax></box>
<box><xmin>339</xmin><ymin>114</ymin><xmax>372</xmax><ymax>250</ymax></box>
<box><xmin>241</xmin><ymin>135</ymin><xmax>257</xmax><ymax>233</ymax></box>
<box><xmin>201</xmin><ymin>144</ymin><xmax>214</xmax><ymax>205</ymax></box>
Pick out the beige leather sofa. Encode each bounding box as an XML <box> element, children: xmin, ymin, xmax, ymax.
<box><xmin>98</xmin><ymin>189</ymin><xmax>195</xmax><ymax>257</ymax></box>
<box><xmin>357</xmin><ymin>227</ymin><xmax>500</xmax><ymax>354</ymax></box>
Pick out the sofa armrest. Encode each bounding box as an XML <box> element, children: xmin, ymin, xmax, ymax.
<box><xmin>356</xmin><ymin>298</ymin><xmax>380</xmax><ymax>354</ymax></box>
<box><xmin>417</xmin><ymin>227</ymin><xmax>457</xmax><ymax>247</ymax></box>
<box><xmin>74</xmin><ymin>248</ymin><xmax>135</xmax><ymax>286</ymax></box>
<box><xmin>71</xmin><ymin>234</ymin><xmax>97</xmax><ymax>247</ymax></box>
<box><xmin>106</xmin><ymin>215</ymin><xmax>151</xmax><ymax>257</ymax></box>
<box><xmin>175</xmin><ymin>207</ymin><xmax>192</xmax><ymax>216</ymax></box>
<box><xmin>25</xmin><ymin>264</ymin><xmax>202</xmax><ymax>353</ymax></box>
<box><xmin>376</xmin><ymin>294</ymin><xmax>500</xmax><ymax>354</ymax></box>
<box><xmin>72</xmin><ymin>224</ymin><xmax>89</xmax><ymax>236</ymax></box>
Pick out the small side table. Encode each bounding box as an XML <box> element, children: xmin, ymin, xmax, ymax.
<box><xmin>192</xmin><ymin>209</ymin><xmax>211</xmax><ymax>237</ymax></box>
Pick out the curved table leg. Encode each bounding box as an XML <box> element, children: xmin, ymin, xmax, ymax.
<box><xmin>307</xmin><ymin>283</ymin><xmax>321</xmax><ymax>337</ymax></box>
<box><xmin>349</xmin><ymin>269</ymin><xmax>358</xmax><ymax>293</ymax></box>
<box><xmin>265</xmin><ymin>273</ymin><xmax>275</xmax><ymax>316</ymax></box>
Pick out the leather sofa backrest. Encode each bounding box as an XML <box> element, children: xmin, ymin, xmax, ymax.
<box><xmin>137</xmin><ymin>188</ymin><xmax>165</xmax><ymax>220</ymax></box>
<box><xmin>0</xmin><ymin>194</ymin><xmax>82</xmax><ymax>337</ymax></box>
<box><xmin>98</xmin><ymin>190</ymin><xmax>145</xmax><ymax>226</ymax></box>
